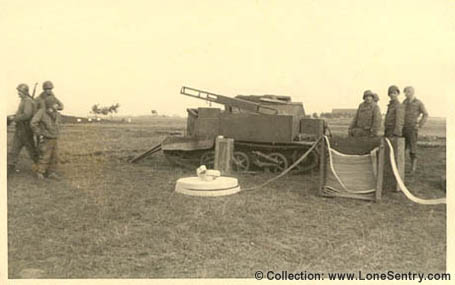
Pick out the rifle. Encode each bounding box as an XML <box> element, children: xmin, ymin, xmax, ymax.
<box><xmin>31</xmin><ymin>82</ymin><xmax>38</xmax><ymax>98</ymax></box>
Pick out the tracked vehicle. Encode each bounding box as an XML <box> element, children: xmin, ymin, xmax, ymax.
<box><xmin>159</xmin><ymin>86</ymin><xmax>325</xmax><ymax>173</ymax></box>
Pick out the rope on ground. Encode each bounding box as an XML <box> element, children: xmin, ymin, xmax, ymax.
<box><xmin>241</xmin><ymin>137</ymin><xmax>322</xmax><ymax>192</ymax></box>
<box><xmin>384</xmin><ymin>138</ymin><xmax>446</xmax><ymax>205</ymax></box>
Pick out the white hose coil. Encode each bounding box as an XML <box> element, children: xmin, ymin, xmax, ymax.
<box><xmin>384</xmin><ymin>138</ymin><xmax>446</xmax><ymax>205</ymax></box>
<box><xmin>175</xmin><ymin>176</ymin><xmax>241</xmax><ymax>197</ymax></box>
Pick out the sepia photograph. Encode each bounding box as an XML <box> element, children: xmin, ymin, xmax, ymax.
<box><xmin>1</xmin><ymin>0</ymin><xmax>453</xmax><ymax>282</ymax></box>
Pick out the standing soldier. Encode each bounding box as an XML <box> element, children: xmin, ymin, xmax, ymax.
<box><xmin>30</xmin><ymin>100</ymin><xmax>62</xmax><ymax>180</ymax></box>
<box><xmin>348</xmin><ymin>90</ymin><xmax>382</xmax><ymax>137</ymax></box>
<box><xmin>35</xmin><ymin>81</ymin><xmax>64</xmax><ymax>111</ymax></box>
<box><xmin>7</xmin><ymin>84</ymin><xmax>39</xmax><ymax>176</ymax></box>
<box><xmin>402</xmin><ymin>86</ymin><xmax>428</xmax><ymax>173</ymax></box>
<box><xmin>384</xmin><ymin>85</ymin><xmax>404</xmax><ymax>137</ymax></box>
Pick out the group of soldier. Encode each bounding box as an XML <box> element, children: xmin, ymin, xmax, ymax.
<box><xmin>349</xmin><ymin>85</ymin><xmax>428</xmax><ymax>173</ymax></box>
<box><xmin>6</xmin><ymin>81</ymin><xmax>430</xmax><ymax>178</ymax></box>
<box><xmin>7</xmin><ymin>81</ymin><xmax>64</xmax><ymax>180</ymax></box>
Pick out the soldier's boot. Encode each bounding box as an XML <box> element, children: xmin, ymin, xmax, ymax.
<box><xmin>411</xmin><ymin>158</ymin><xmax>418</xmax><ymax>174</ymax></box>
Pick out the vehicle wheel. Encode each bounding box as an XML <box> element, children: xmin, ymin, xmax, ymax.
<box><xmin>232</xmin><ymin>151</ymin><xmax>250</xmax><ymax>172</ymax></box>
<box><xmin>268</xmin><ymin>152</ymin><xmax>288</xmax><ymax>173</ymax></box>
<box><xmin>200</xmin><ymin>151</ymin><xmax>215</xmax><ymax>169</ymax></box>
<box><xmin>292</xmin><ymin>149</ymin><xmax>319</xmax><ymax>173</ymax></box>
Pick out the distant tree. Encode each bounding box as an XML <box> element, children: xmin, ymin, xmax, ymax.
<box><xmin>108</xmin><ymin>103</ymin><xmax>120</xmax><ymax>114</ymax></box>
<box><xmin>312</xmin><ymin>112</ymin><xmax>319</xmax><ymax>119</ymax></box>
<box><xmin>91</xmin><ymin>104</ymin><xmax>100</xmax><ymax>115</ymax></box>
<box><xmin>90</xmin><ymin>103</ymin><xmax>120</xmax><ymax>117</ymax></box>
<box><xmin>151</xmin><ymin>109</ymin><xmax>158</xmax><ymax>115</ymax></box>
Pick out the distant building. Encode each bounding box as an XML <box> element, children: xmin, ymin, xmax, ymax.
<box><xmin>59</xmin><ymin>114</ymin><xmax>86</xmax><ymax>123</ymax></box>
<box><xmin>331</xmin><ymin>108</ymin><xmax>357</xmax><ymax>118</ymax></box>
<box><xmin>332</xmin><ymin>108</ymin><xmax>357</xmax><ymax>115</ymax></box>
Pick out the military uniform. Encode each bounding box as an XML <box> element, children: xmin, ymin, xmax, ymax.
<box><xmin>35</xmin><ymin>81</ymin><xmax>64</xmax><ymax>111</ymax></box>
<box><xmin>402</xmin><ymin>97</ymin><xmax>428</xmax><ymax>159</ymax></box>
<box><xmin>7</xmin><ymin>91</ymin><xmax>39</xmax><ymax>172</ymax></box>
<box><xmin>30</xmin><ymin>107</ymin><xmax>61</xmax><ymax>176</ymax></box>
<box><xmin>384</xmin><ymin>99</ymin><xmax>404</xmax><ymax>137</ymax></box>
<box><xmin>35</xmin><ymin>92</ymin><xmax>64</xmax><ymax>111</ymax></box>
<box><xmin>349</xmin><ymin>101</ymin><xmax>382</xmax><ymax>137</ymax></box>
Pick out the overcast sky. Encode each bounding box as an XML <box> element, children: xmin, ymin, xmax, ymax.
<box><xmin>1</xmin><ymin>0</ymin><xmax>454</xmax><ymax>117</ymax></box>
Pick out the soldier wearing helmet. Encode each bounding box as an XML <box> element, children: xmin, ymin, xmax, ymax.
<box><xmin>35</xmin><ymin>80</ymin><xmax>64</xmax><ymax>111</ymax></box>
<box><xmin>16</xmin><ymin>83</ymin><xmax>29</xmax><ymax>94</ymax></box>
<box><xmin>31</xmin><ymin>94</ymin><xmax>62</xmax><ymax>180</ymax></box>
<box><xmin>7</xmin><ymin>83</ymin><xmax>39</xmax><ymax>176</ymax></box>
<box><xmin>384</xmin><ymin>85</ymin><xmax>404</xmax><ymax>137</ymax></box>
<box><xmin>348</xmin><ymin>90</ymin><xmax>382</xmax><ymax>137</ymax></box>
<box><xmin>402</xmin><ymin>86</ymin><xmax>428</xmax><ymax>173</ymax></box>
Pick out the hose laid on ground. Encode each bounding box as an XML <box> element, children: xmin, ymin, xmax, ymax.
<box><xmin>242</xmin><ymin>136</ymin><xmax>446</xmax><ymax>205</ymax></box>
<box><xmin>241</xmin><ymin>137</ymin><xmax>322</xmax><ymax>192</ymax></box>
<box><xmin>384</xmin><ymin>138</ymin><xmax>446</xmax><ymax>205</ymax></box>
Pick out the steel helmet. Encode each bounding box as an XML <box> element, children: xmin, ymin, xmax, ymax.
<box><xmin>388</xmin><ymin>85</ymin><xmax>400</xmax><ymax>95</ymax></box>
<box><xmin>43</xmin><ymin>81</ymin><xmax>54</xmax><ymax>89</ymax></box>
<box><xmin>16</xmin><ymin>83</ymin><xmax>29</xmax><ymax>93</ymax></box>
<box><xmin>362</xmin><ymin>90</ymin><xmax>374</xmax><ymax>100</ymax></box>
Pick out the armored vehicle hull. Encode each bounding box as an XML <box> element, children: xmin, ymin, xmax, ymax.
<box><xmin>158</xmin><ymin>87</ymin><xmax>325</xmax><ymax>172</ymax></box>
<box><xmin>162</xmin><ymin>135</ymin><xmax>319</xmax><ymax>173</ymax></box>
<box><xmin>153</xmin><ymin>87</ymin><xmax>324</xmax><ymax>172</ymax></box>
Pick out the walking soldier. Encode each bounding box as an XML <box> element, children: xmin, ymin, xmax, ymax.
<box><xmin>402</xmin><ymin>86</ymin><xmax>429</xmax><ymax>173</ymax></box>
<box><xmin>7</xmin><ymin>84</ymin><xmax>39</xmax><ymax>176</ymax></box>
<box><xmin>35</xmin><ymin>81</ymin><xmax>64</xmax><ymax>111</ymax></box>
<box><xmin>30</xmin><ymin>99</ymin><xmax>62</xmax><ymax>180</ymax></box>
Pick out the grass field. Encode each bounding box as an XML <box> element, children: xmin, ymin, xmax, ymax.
<box><xmin>7</xmin><ymin>118</ymin><xmax>446</xmax><ymax>278</ymax></box>
<box><xmin>325</xmin><ymin>117</ymin><xmax>446</xmax><ymax>140</ymax></box>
